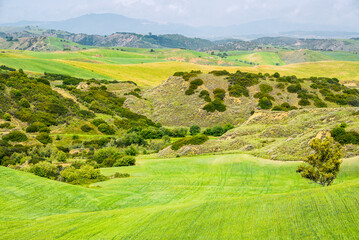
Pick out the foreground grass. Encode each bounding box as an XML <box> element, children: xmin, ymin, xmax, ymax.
<box><xmin>1</xmin><ymin>154</ymin><xmax>359</xmax><ymax>239</ymax></box>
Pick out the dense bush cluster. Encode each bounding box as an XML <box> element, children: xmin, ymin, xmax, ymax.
<box><xmin>331</xmin><ymin>123</ymin><xmax>359</xmax><ymax>145</ymax></box>
<box><xmin>0</xmin><ymin>70</ymin><xmax>81</xmax><ymax>127</ymax></box>
<box><xmin>203</xmin><ymin>124</ymin><xmax>234</xmax><ymax>136</ymax></box>
<box><xmin>173</xmin><ymin>70</ymin><xmax>202</xmax><ymax>81</ymax></box>
<box><xmin>203</xmin><ymin>88</ymin><xmax>227</xmax><ymax>112</ymax></box>
<box><xmin>272</xmin><ymin>103</ymin><xmax>298</xmax><ymax>112</ymax></box>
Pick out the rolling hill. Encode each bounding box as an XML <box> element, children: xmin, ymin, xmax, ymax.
<box><xmin>1</xmin><ymin>154</ymin><xmax>359</xmax><ymax>239</ymax></box>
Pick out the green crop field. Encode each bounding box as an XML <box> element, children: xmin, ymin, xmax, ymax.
<box><xmin>1</xmin><ymin>153</ymin><xmax>359</xmax><ymax>239</ymax></box>
<box><xmin>1</xmin><ymin>49</ymin><xmax>359</xmax><ymax>86</ymax></box>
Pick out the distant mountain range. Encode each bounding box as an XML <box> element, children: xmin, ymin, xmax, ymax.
<box><xmin>1</xmin><ymin>26</ymin><xmax>359</xmax><ymax>52</ymax></box>
<box><xmin>2</xmin><ymin>13</ymin><xmax>359</xmax><ymax>39</ymax></box>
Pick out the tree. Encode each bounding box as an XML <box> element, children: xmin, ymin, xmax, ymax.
<box><xmin>190</xmin><ymin>125</ymin><xmax>201</xmax><ymax>135</ymax></box>
<box><xmin>296</xmin><ymin>137</ymin><xmax>342</xmax><ymax>187</ymax></box>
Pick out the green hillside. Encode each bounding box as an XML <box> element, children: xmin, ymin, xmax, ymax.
<box><xmin>1</xmin><ymin>154</ymin><xmax>359</xmax><ymax>239</ymax></box>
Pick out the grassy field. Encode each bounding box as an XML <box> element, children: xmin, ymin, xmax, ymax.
<box><xmin>1</xmin><ymin>153</ymin><xmax>359</xmax><ymax>239</ymax></box>
<box><xmin>1</xmin><ymin>49</ymin><xmax>359</xmax><ymax>86</ymax></box>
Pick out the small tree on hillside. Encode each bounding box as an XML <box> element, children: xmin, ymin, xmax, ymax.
<box><xmin>297</xmin><ymin>137</ymin><xmax>342</xmax><ymax>187</ymax></box>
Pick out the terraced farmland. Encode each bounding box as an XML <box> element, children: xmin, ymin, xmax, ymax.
<box><xmin>1</xmin><ymin>154</ymin><xmax>359</xmax><ymax>239</ymax></box>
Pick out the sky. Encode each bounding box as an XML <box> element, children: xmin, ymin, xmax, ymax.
<box><xmin>0</xmin><ymin>0</ymin><xmax>358</xmax><ymax>29</ymax></box>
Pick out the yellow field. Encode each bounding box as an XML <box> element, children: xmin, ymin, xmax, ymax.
<box><xmin>58</xmin><ymin>60</ymin><xmax>359</xmax><ymax>86</ymax></box>
<box><xmin>1</xmin><ymin>49</ymin><xmax>359</xmax><ymax>86</ymax></box>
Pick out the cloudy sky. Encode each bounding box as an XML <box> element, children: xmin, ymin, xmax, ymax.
<box><xmin>0</xmin><ymin>0</ymin><xmax>358</xmax><ymax>29</ymax></box>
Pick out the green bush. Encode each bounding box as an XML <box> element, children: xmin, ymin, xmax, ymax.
<box><xmin>113</xmin><ymin>156</ymin><xmax>136</xmax><ymax>167</ymax></box>
<box><xmin>273</xmin><ymin>72</ymin><xmax>280</xmax><ymax>78</ymax></box>
<box><xmin>98</xmin><ymin>123</ymin><xmax>116</xmax><ymax>135</ymax></box>
<box><xmin>272</xmin><ymin>103</ymin><xmax>298</xmax><ymax>111</ymax></box>
<box><xmin>81</xmin><ymin>124</ymin><xmax>93</xmax><ymax>132</ymax></box>
<box><xmin>26</xmin><ymin>122</ymin><xmax>47</xmax><ymax>133</ymax></box>
<box><xmin>124</xmin><ymin>146</ymin><xmax>138</xmax><ymax>156</ymax></box>
<box><xmin>114</xmin><ymin>119</ymin><xmax>132</xmax><ymax>130</ymax></box>
<box><xmin>190</xmin><ymin>125</ymin><xmax>201</xmax><ymax>135</ymax></box>
<box><xmin>60</xmin><ymin>165</ymin><xmax>108</xmax><ymax>185</ymax></box>
<box><xmin>203</xmin><ymin>102</ymin><xmax>216</xmax><ymax>112</ymax></box>
<box><xmin>19</xmin><ymin>98</ymin><xmax>30</xmax><ymax>108</ymax></box>
<box><xmin>92</xmin><ymin>119</ymin><xmax>107</xmax><ymax>127</ymax></box>
<box><xmin>112</xmin><ymin>172</ymin><xmax>130</xmax><ymax>178</ymax></box>
<box><xmin>36</xmin><ymin>133</ymin><xmax>53</xmax><ymax>145</ymax></box>
<box><xmin>287</xmin><ymin>84</ymin><xmax>302</xmax><ymax>93</ymax></box>
<box><xmin>331</xmin><ymin>125</ymin><xmax>359</xmax><ymax>145</ymax></box>
<box><xmin>258</xmin><ymin>97</ymin><xmax>272</xmax><ymax>110</ymax></box>
<box><xmin>209</xmin><ymin>70</ymin><xmax>230</xmax><ymax>76</ymax></box>
<box><xmin>191</xmin><ymin>78</ymin><xmax>204</xmax><ymax>86</ymax></box>
<box><xmin>298</xmin><ymin>99</ymin><xmax>311</xmax><ymax>106</ymax></box>
<box><xmin>93</xmin><ymin>147</ymin><xmax>123</xmax><ymax>167</ymax></box>
<box><xmin>3</xmin><ymin>113</ymin><xmax>11</xmax><ymax>121</ymax></box>
<box><xmin>213</xmin><ymin>88</ymin><xmax>226</xmax><ymax>100</ymax></box>
<box><xmin>314</xmin><ymin>99</ymin><xmax>328</xmax><ymax>108</ymax></box>
<box><xmin>27</xmin><ymin>161</ymin><xmax>58</xmax><ymax>179</ymax></box>
<box><xmin>228</xmin><ymin>85</ymin><xmax>249</xmax><ymax>97</ymax></box>
<box><xmin>171</xmin><ymin>134</ymin><xmax>209</xmax><ymax>151</ymax></box>
<box><xmin>0</xmin><ymin>122</ymin><xmax>11</xmax><ymax>129</ymax></box>
<box><xmin>259</xmin><ymin>84</ymin><xmax>273</xmax><ymax>93</ymax></box>
<box><xmin>3</xmin><ymin>131</ymin><xmax>28</xmax><ymax>142</ymax></box>
<box><xmin>199</xmin><ymin>90</ymin><xmax>211</xmax><ymax>102</ymax></box>
<box><xmin>212</xmin><ymin>99</ymin><xmax>226</xmax><ymax>112</ymax></box>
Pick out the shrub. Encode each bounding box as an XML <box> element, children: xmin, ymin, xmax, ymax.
<box><xmin>27</xmin><ymin>162</ymin><xmax>58</xmax><ymax>179</ymax></box>
<box><xmin>171</xmin><ymin>134</ymin><xmax>209</xmax><ymax>151</ymax></box>
<box><xmin>3</xmin><ymin>131</ymin><xmax>28</xmax><ymax>142</ymax></box>
<box><xmin>212</xmin><ymin>99</ymin><xmax>226</xmax><ymax>112</ymax></box>
<box><xmin>19</xmin><ymin>98</ymin><xmax>30</xmax><ymax>108</ymax></box>
<box><xmin>287</xmin><ymin>84</ymin><xmax>302</xmax><ymax>93</ymax></box>
<box><xmin>298</xmin><ymin>99</ymin><xmax>311</xmax><ymax>106</ymax></box>
<box><xmin>203</xmin><ymin>102</ymin><xmax>216</xmax><ymax>112</ymax></box>
<box><xmin>191</xmin><ymin>78</ymin><xmax>204</xmax><ymax>86</ymax></box>
<box><xmin>190</xmin><ymin>125</ymin><xmax>201</xmax><ymax>135</ymax></box>
<box><xmin>93</xmin><ymin>147</ymin><xmax>123</xmax><ymax>167</ymax></box>
<box><xmin>113</xmin><ymin>156</ymin><xmax>136</xmax><ymax>167</ymax></box>
<box><xmin>114</xmin><ymin>119</ymin><xmax>131</xmax><ymax>130</ymax></box>
<box><xmin>273</xmin><ymin>72</ymin><xmax>280</xmax><ymax>78</ymax></box>
<box><xmin>259</xmin><ymin>84</ymin><xmax>273</xmax><ymax>93</ymax></box>
<box><xmin>26</xmin><ymin>122</ymin><xmax>47</xmax><ymax>133</ymax></box>
<box><xmin>92</xmin><ymin>118</ymin><xmax>107</xmax><ymax>127</ymax></box>
<box><xmin>36</xmin><ymin>133</ymin><xmax>53</xmax><ymax>145</ymax></box>
<box><xmin>228</xmin><ymin>85</ymin><xmax>249</xmax><ymax>97</ymax></box>
<box><xmin>209</xmin><ymin>70</ymin><xmax>230</xmax><ymax>76</ymax></box>
<box><xmin>78</xmin><ymin>110</ymin><xmax>96</xmax><ymax>119</ymax></box>
<box><xmin>98</xmin><ymin>123</ymin><xmax>116</xmax><ymax>135</ymax></box>
<box><xmin>124</xmin><ymin>146</ymin><xmax>138</xmax><ymax>156</ymax></box>
<box><xmin>0</xmin><ymin>122</ymin><xmax>11</xmax><ymax>128</ymax></box>
<box><xmin>272</xmin><ymin>103</ymin><xmax>298</xmax><ymax>111</ymax></box>
<box><xmin>314</xmin><ymin>99</ymin><xmax>328</xmax><ymax>108</ymax></box>
<box><xmin>112</xmin><ymin>172</ymin><xmax>130</xmax><ymax>178</ymax></box>
<box><xmin>199</xmin><ymin>90</ymin><xmax>211</xmax><ymax>102</ymax></box>
<box><xmin>116</xmin><ymin>132</ymin><xmax>147</xmax><ymax>147</ymax></box>
<box><xmin>258</xmin><ymin>97</ymin><xmax>272</xmax><ymax>110</ymax></box>
<box><xmin>276</xmin><ymin>83</ymin><xmax>285</xmax><ymax>90</ymax></box>
<box><xmin>3</xmin><ymin>113</ymin><xmax>11</xmax><ymax>121</ymax></box>
<box><xmin>331</xmin><ymin>124</ymin><xmax>359</xmax><ymax>145</ymax></box>
<box><xmin>213</xmin><ymin>88</ymin><xmax>226</xmax><ymax>101</ymax></box>
<box><xmin>56</xmin><ymin>151</ymin><xmax>67</xmax><ymax>163</ymax></box>
<box><xmin>60</xmin><ymin>165</ymin><xmax>108</xmax><ymax>185</ymax></box>
<box><xmin>81</xmin><ymin>124</ymin><xmax>93</xmax><ymax>132</ymax></box>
